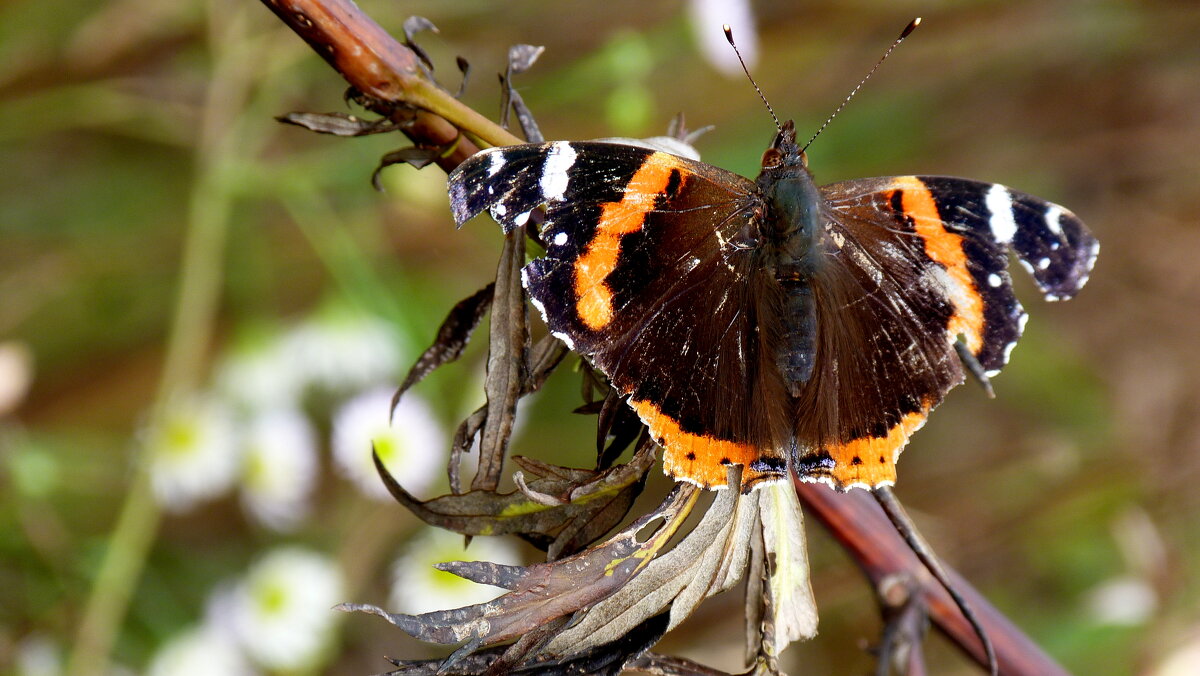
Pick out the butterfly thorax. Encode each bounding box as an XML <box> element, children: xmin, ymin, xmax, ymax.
<box><xmin>753</xmin><ymin>123</ymin><xmax>826</xmax><ymax>395</ymax></box>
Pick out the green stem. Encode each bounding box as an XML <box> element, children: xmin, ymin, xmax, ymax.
<box><xmin>65</xmin><ymin>4</ymin><xmax>252</xmax><ymax>673</ymax></box>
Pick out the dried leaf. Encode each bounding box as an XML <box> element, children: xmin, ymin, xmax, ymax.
<box><xmin>447</xmin><ymin>406</ymin><xmax>484</xmax><ymax>494</ymax></box>
<box><xmin>392</xmin><ymin>283</ymin><xmax>494</xmax><ymax>412</ymax></box>
<box><xmin>759</xmin><ymin>482</ymin><xmax>819</xmax><ymax>653</ymax></box>
<box><xmin>276</xmin><ymin>111</ymin><xmax>398</xmax><ymax>136</ymax></box>
<box><xmin>544</xmin><ymin>438</ymin><xmax>654</xmax><ymax>559</ymax></box>
<box><xmin>543</xmin><ymin>466</ymin><xmax>755</xmax><ymax>657</ymax></box>
<box><xmin>340</xmin><ymin>484</ymin><xmax>700</xmax><ymax>657</ymax></box>
<box><xmin>375</xmin><ymin>440</ymin><xmax>654</xmax><ymax>554</ymax></box>
<box><xmin>524</xmin><ymin>334</ymin><xmax>569</xmax><ymax>392</ymax></box>
<box><xmin>402</xmin><ymin>15</ymin><xmax>439</xmax><ymax>72</ymax></box>
<box><xmin>455</xmin><ymin>56</ymin><xmax>471</xmax><ymax>98</ymax></box>
<box><xmin>372</xmin><ymin>147</ymin><xmax>443</xmax><ymax>188</ymax></box>
<box><xmin>744</xmin><ymin>520</ymin><xmax>767</xmax><ymax>667</ymax></box>
<box><xmin>474</xmin><ymin>231</ymin><xmax>528</xmax><ymax>491</ymax></box>
<box><xmin>507</xmin><ymin>44</ymin><xmax>546</xmax><ymax>74</ymax></box>
<box><xmin>625</xmin><ymin>652</ymin><xmax>747</xmax><ymax>676</ymax></box>
<box><xmin>499</xmin><ymin>45</ymin><xmax>545</xmax><ymax>140</ymax></box>
<box><xmin>596</xmin><ymin>391</ymin><xmax>644</xmax><ymax>469</ymax></box>
<box><xmin>383</xmin><ymin>611</ymin><xmax>670</xmax><ymax>675</ymax></box>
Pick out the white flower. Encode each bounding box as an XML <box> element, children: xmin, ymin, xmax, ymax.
<box><xmin>146</xmin><ymin>624</ymin><xmax>254</xmax><ymax>676</ymax></box>
<box><xmin>332</xmin><ymin>386</ymin><xmax>445</xmax><ymax>500</ymax></box>
<box><xmin>230</xmin><ymin>548</ymin><xmax>343</xmax><ymax>671</ymax></box>
<box><xmin>14</xmin><ymin>634</ymin><xmax>60</xmax><ymax>676</ymax></box>
<box><xmin>281</xmin><ymin>309</ymin><xmax>403</xmax><ymax>395</ymax></box>
<box><xmin>689</xmin><ymin>0</ymin><xmax>757</xmax><ymax>76</ymax></box>
<box><xmin>389</xmin><ymin>527</ymin><xmax>523</xmax><ymax>615</ymax></box>
<box><xmin>143</xmin><ymin>394</ymin><xmax>239</xmax><ymax>512</ymax></box>
<box><xmin>0</xmin><ymin>340</ymin><xmax>34</xmax><ymax>417</ymax></box>
<box><xmin>214</xmin><ymin>330</ymin><xmax>304</xmax><ymax>412</ymax></box>
<box><xmin>1149</xmin><ymin>631</ymin><xmax>1200</xmax><ymax>676</ymax></box>
<box><xmin>239</xmin><ymin>408</ymin><xmax>318</xmax><ymax>531</ymax></box>
<box><xmin>1084</xmin><ymin>575</ymin><xmax>1157</xmax><ymax>626</ymax></box>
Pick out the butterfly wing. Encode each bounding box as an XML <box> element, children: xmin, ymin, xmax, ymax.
<box><xmin>450</xmin><ymin>142</ymin><xmax>789</xmax><ymax>489</ymax></box>
<box><xmin>795</xmin><ymin>175</ymin><xmax>1098</xmax><ymax>489</ymax></box>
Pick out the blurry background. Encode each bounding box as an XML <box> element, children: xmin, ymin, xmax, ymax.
<box><xmin>2</xmin><ymin>0</ymin><xmax>1199</xmax><ymax>674</ymax></box>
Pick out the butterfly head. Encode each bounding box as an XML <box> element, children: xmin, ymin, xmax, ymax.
<box><xmin>756</xmin><ymin>120</ymin><xmax>822</xmax><ymax>258</ymax></box>
<box><xmin>761</xmin><ymin>120</ymin><xmax>808</xmax><ymax>171</ymax></box>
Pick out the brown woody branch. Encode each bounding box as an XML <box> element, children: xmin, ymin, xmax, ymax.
<box><xmin>258</xmin><ymin>2</ymin><xmax>1069</xmax><ymax>674</ymax></box>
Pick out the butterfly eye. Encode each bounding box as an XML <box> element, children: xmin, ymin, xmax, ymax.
<box><xmin>761</xmin><ymin>147</ymin><xmax>784</xmax><ymax>169</ymax></box>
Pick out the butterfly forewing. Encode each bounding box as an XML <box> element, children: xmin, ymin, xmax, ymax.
<box><xmin>450</xmin><ymin>143</ymin><xmax>791</xmax><ymax>488</ymax></box>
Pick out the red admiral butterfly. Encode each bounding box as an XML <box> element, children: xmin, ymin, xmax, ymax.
<box><xmin>448</xmin><ymin>91</ymin><xmax>1096</xmax><ymax>495</ymax></box>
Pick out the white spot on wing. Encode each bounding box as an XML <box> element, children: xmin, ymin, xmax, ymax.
<box><xmin>487</xmin><ymin>150</ymin><xmax>504</xmax><ymax>177</ymax></box>
<box><xmin>1038</xmin><ymin>257</ymin><xmax>1051</xmax><ymax>270</ymax></box>
<box><xmin>1001</xmin><ymin>340</ymin><xmax>1018</xmax><ymax>364</ymax></box>
<box><xmin>1044</xmin><ymin>204</ymin><xmax>1064</xmax><ymax>235</ymax></box>
<box><xmin>552</xmin><ymin>232</ymin><xmax>568</xmax><ymax>246</ymax></box>
<box><xmin>551</xmin><ymin>331</ymin><xmax>575</xmax><ymax>350</ymax></box>
<box><xmin>493</xmin><ymin>203</ymin><xmax>506</xmax><ymax>216</ymax></box>
<box><xmin>988</xmin><ymin>273</ymin><xmax>1003</xmax><ymax>288</ymax></box>
<box><xmin>986</xmin><ymin>184</ymin><xmax>1018</xmax><ymax>244</ymax></box>
<box><xmin>540</xmin><ymin>142</ymin><xmax>576</xmax><ymax>202</ymax></box>
<box><xmin>514</xmin><ymin>211</ymin><xmax>531</xmax><ymax>227</ymax></box>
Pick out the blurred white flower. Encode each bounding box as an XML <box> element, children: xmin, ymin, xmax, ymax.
<box><xmin>689</xmin><ymin>0</ymin><xmax>757</xmax><ymax>76</ymax></box>
<box><xmin>1149</xmin><ymin>630</ymin><xmax>1200</xmax><ymax>676</ymax></box>
<box><xmin>230</xmin><ymin>547</ymin><xmax>343</xmax><ymax>671</ymax></box>
<box><xmin>143</xmin><ymin>394</ymin><xmax>239</xmax><ymax>512</ymax></box>
<box><xmin>239</xmin><ymin>408</ymin><xmax>318</xmax><ymax>531</ymax></box>
<box><xmin>332</xmin><ymin>386</ymin><xmax>445</xmax><ymax>500</ymax></box>
<box><xmin>1084</xmin><ymin>574</ymin><xmax>1157</xmax><ymax>626</ymax></box>
<box><xmin>281</xmin><ymin>308</ymin><xmax>403</xmax><ymax>395</ymax></box>
<box><xmin>0</xmin><ymin>340</ymin><xmax>34</xmax><ymax>417</ymax></box>
<box><xmin>390</xmin><ymin>526</ymin><xmax>523</xmax><ymax>615</ymax></box>
<box><xmin>14</xmin><ymin>633</ymin><xmax>60</xmax><ymax>676</ymax></box>
<box><xmin>146</xmin><ymin>624</ymin><xmax>254</xmax><ymax>676</ymax></box>
<box><xmin>214</xmin><ymin>330</ymin><xmax>303</xmax><ymax>412</ymax></box>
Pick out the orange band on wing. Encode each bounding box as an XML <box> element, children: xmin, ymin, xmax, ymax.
<box><xmin>574</xmin><ymin>156</ymin><xmax>684</xmax><ymax>330</ymax></box>
<box><xmin>890</xmin><ymin>176</ymin><xmax>985</xmax><ymax>353</ymax></box>
<box><xmin>630</xmin><ymin>399</ymin><xmax>784</xmax><ymax>489</ymax></box>
<box><xmin>824</xmin><ymin>408</ymin><xmax>930</xmax><ymax>489</ymax></box>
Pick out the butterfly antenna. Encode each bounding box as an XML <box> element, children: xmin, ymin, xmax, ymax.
<box><xmin>724</xmin><ymin>25</ymin><xmax>781</xmax><ymax>134</ymax></box>
<box><xmin>874</xmin><ymin>485</ymin><xmax>998</xmax><ymax>676</ymax></box>
<box><xmin>802</xmin><ymin>17</ymin><xmax>921</xmax><ymax>152</ymax></box>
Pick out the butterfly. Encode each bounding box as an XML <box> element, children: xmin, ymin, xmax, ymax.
<box><xmin>446</xmin><ymin>119</ymin><xmax>1097</xmax><ymax>492</ymax></box>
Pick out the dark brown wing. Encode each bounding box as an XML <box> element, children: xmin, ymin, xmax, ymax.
<box><xmin>450</xmin><ymin>142</ymin><xmax>789</xmax><ymax>489</ymax></box>
<box><xmin>793</xmin><ymin>175</ymin><xmax>1097</xmax><ymax>490</ymax></box>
